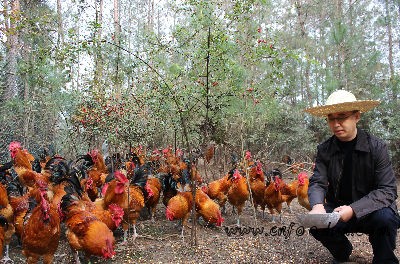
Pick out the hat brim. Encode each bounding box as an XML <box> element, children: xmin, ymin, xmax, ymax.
<box><xmin>304</xmin><ymin>100</ymin><xmax>380</xmax><ymax>117</ymax></box>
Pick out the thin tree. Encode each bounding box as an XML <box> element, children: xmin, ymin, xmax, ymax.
<box><xmin>335</xmin><ymin>0</ymin><xmax>346</xmax><ymax>89</ymax></box>
<box><xmin>293</xmin><ymin>0</ymin><xmax>312</xmax><ymax>102</ymax></box>
<box><xmin>57</xmin><ymin>0</ymin><xmax>64</xmax><ymax>46</ymax></box>
<box><xmin>114</xmin><ymin>0</ymin><xmax>121</xmax><ymax>94</ymax></box>
<box><xmin>2</xmin><ymin>0</ymin><xmax>20</xmax><ymax>100</ymax></box>
<box><xmin>94</xmin><ymin>0</ymin><xmax>104</xmax><ymax>91</ymax></box>
<box><xmin>385</xmin><ymin>0</ymin><xmax>394</xmax><ymax>80</ymax></box>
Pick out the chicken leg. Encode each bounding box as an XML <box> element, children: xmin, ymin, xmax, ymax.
<box><xmin>1</xmin><ymin>245</ymin><xmax>13</xmax><ymax>264</ymax></box>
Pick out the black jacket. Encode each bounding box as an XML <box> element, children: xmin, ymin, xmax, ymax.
<box><xmin>308</xmin><ymin>129</ymin><xmax>398</xmax><ymax>218</ymax></box>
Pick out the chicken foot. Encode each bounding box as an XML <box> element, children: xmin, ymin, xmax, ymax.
<box><xmin>1</xmin><ymin>245</ymin><xmax>13</xmax><ymax>264</ymax></box>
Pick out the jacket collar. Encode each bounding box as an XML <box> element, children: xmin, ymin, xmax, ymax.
<box><xmin>354</xmin><ymin>129</ymin><xmax>370</xmax><ymax>152</ymax></box>
<box><xmin>329</xmin><ymin>128</ymin><xmax>370</xmax><ymax>154</ymax></box>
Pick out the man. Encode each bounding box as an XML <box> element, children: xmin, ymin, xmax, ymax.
<box><xmin>304</xmin><ymin>90</ymin><xmax>400</xmax><ymax>263</ymax></box>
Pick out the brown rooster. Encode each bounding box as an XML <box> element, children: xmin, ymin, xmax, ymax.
<box><xmin>202</xmin><ymin>171</ymin><xmax>234</xmax><ymax>212</ymax></box>
<box><xmin>195</xmin><ymin>189</ymin><xmax>224</xmax><ymax>227</ymax></box>
<box><xmin>81</xmin><ymin>177</ymin><xmax>98</xmax><ymax>202</ymax></box>
<box><xmin>9</xmin><ymin>191</ymin><xmax>30</xmax><ymax>242</ymax></box>
<box><xmin>289</xmin><ymin>162</ymin><xmax>304</xmax><ymax>174</ymax></box>
<box><xmin>14</xmin><ymin>167</ymin><xmax>50</xmax><ymax>190</ymax></box>
<box><xmin>297</xmin><ymin>172</ymin><xmax>311</xmax><ymax>211</ymax></box>
<box><xmin>227</xmin><ymin>169</ymin><xmax>250</xmax><ymax>226</ymax></box>
<box><xmin>280</xmin><ymin>178</ymin><xmax>299</xmax><ymax>213</ymax></box>
<box><xmin>21</xmin><ymin>181</ymin><xmax>61</xmax><ymax>264</ymax></box>
<box><xmin>9</xmin><ymin>180</ymin><xmax>52</xmax><ymax>243</ymax></box>
<box><xmin>78</xmin><ymin>149</ymin><xmax>109</xmax><ymax>198</ymax></box>
<box><xmin>165</xmin><ymin>190</ymin><xmax>193</xmax><ymax>238</ymax></box>
<box><xmin>9</xmin><ymin>141</ymin><xmax>34</xmax><ymax>170</ymax></box>
<box><xmin>264</xmin><ymin>176</ymin><xmax>284</xmax><ymax>223</ymax></box>
<box><xmin>58</xmin><ymin>172</ymin><xmax>124</xmax><ymax>233</ymax></box>
<box><xmin>50</xmin><ymin>181</ymin><xmax>70</xmax><ymax>210</ymax></box>
<box><xmin>0</xmin><ymin>182</ymin><xmax>15</xmax><ymax>263</ymax></box>
<box><xmin>190</xmin><ymin>163</ymin><xmax>203</xmax><ymax>185</ymax></box>
<box><xmin>88</xmin><ymin>149</ymin><xmax>108</xmax><ymax>173</ymax></box>
<box><xmin>163</xmin><ymin>146</ymin><xmax>179</xmax><ymax>166</ymax></box>
<box><xmin>204</xmin><ymin>143</ymin><xmax>215</xmax><ymax>163</ymax></box>
<box><xmin>9</xmin><ymin>141</ymin><xmax>49</xmax><ymax>189</ymax></box>
<box><xmin>61</xmin><ymin>193</ymin><xmax>116</xmax><ymax>263</ymax></box>
<box><xmin>103</xmin><ymin>170</ymin><xmax>151</xmax><ymax>243</ymax></box>
<box><xmin>92</xmin><ymin>198</ymin><xmax>125</xmax><ymax>232</ymax></box>
<box><xmin>248</xmin><ymin>161</ymin><xmax>267</xmax><ymax>216</ymax></box>
<box><xmin>145</xmin><ymin>177</ymin><xmax>162</xmax><ymax>221</ymax></box>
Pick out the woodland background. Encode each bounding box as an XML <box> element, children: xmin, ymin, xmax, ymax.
<box><xmin>0</xmin><ymin>0</ymin><xmax>399</xmax><ymax>175</ymax></box>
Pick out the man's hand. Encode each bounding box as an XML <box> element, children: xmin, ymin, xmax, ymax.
<box><xmin>309</xmin><ymin>204</ymin><xmax>326</xmax><ymax>214</ymax></box>
<box><xmin>334</xmin><ymin>205</ymin><xmax>354</xmax><ymax>222</ymax></box>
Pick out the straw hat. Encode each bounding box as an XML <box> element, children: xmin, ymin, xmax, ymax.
<box><xmin>304</xmin><ymin>90</ymin><xmax>380</xmax><ymax>117</ymax></box>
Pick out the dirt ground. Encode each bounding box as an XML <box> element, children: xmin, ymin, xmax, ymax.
<box><xmin>4</xmin><ymin>163</ymin><xmax>400</xmax><ymax>264</ymax></box>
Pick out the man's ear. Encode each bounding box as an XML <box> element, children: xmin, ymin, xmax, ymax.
<box><xmin>355</xmin><ymin>111</ymin><xmax>361</xmax><ymax>123</ymax></box>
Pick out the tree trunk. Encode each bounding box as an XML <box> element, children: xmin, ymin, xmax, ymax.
<box><xmin>57</xmin><ymin>0</ymin><xmax>64</xmax><ymax>46</ymax></box>
<box><xmin>113</xmin><ymin>0</ymin><xmax>120</xmax><ymax>44</ymax></box>
<box><xmin>293</xmin><ymin>0</ymin><xmax>311</xmax><ymax>103</ymax></box>
<box><xmin>318</xmin><ymin>12</ymin><xmax>326</xmax><ymax>106</ymax></box>
<box><xmin>398</xmin><ymin>2</ymin><xmax>400</xmax><ymax>51</ymax></box>
<box><xmin>148</xmin><ymin>0</ymin><xmax>154</xmax><ymax>30</ymax></box>
<box><xmin>3</xmin><ymin>0</ymin><xmax>21</xmax><ymax>100</ymax></box>
<box><xmin>22</xmin><ymin>75</ymin><xmax>31</xmax><ymax>147</ymax></box>
<box><xmin>385</xmin><ymin>0</ymin><xmax>394</xmax><ymax>80</ymax></box>
<box><xmin>94</xmin><ymin>0</ymin><xmax>104</xmax><ymax>91</ymax></box>
<box><xmin>114</xmin><ymin>0</ymin><xmax>121</xmax><ymax>93</ymax></box>
<box><xmin>75</xmin><ymin>5</ymin><xmax>82</xmax><ymax>91</ymax></box>
<box><xmin>335</xmin><ymin>0</ymin><xmax>345</xmax><ymax>89</ymax></box>
<box><xmin>204</xmin><ymin>27</ymin><xmax>211</xmax><ymax>143</ymax></box>
<box><xmin>20</xmin><ymin>0</ymin><xmax>33</xmax><ymax>148</ymax></box>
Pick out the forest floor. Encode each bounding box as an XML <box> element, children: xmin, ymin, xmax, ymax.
<box><xmin>4</xmin><ymin>160</ymin><xmax>400</xmax><ymax>264</ymax></box>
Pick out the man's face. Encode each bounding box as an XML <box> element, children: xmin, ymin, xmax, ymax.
<box><xmin>326</xmin><ymin>111</ymin><xmax>360</xmax><ymax>141</ymax></box>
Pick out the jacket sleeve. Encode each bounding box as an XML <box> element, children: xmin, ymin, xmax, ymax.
<box><xmin>308</xmin><ymin>145</ymin><xmax>329</xmax><ymax>208</ymax></box>
<box><xmin>350</xmin><ymin>141</ymin><xmax>398</xmax><ymax>218</ymax></box>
